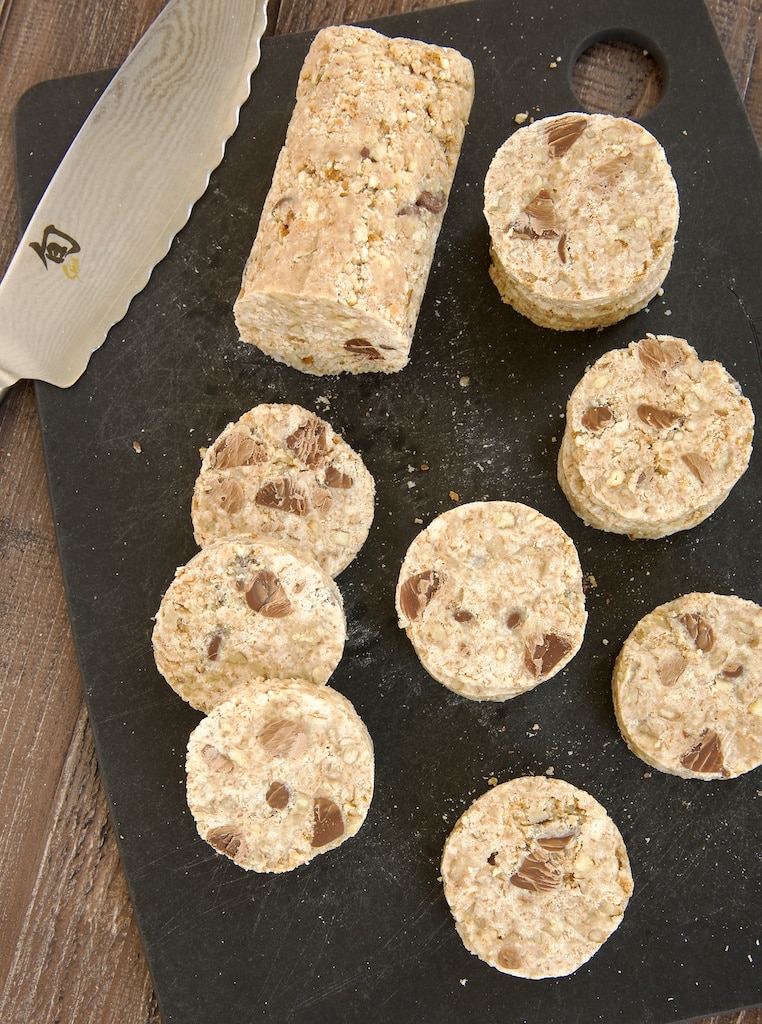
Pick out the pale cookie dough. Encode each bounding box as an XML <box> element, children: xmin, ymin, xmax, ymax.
<box><xmin>613</xmin><ymin>593</ymin><xmax>762</xmax><ymax>779</ymax></box>
<box><xmin>152</xmin><ymin>537</ymin><xmax>345</xmax><ymax>713</ymax></box>
<box><xmin>441</xmin><ymin>776</ymin><xmax>633</xmax><ymax>979</ymax></box>
<box><xmin>233</xmin><ymin>24</ymin><xmax>474</xmax><ymax>375</ymax></box>
<box><xmin>186</xmin><ymin>678</ymin><xmax>374</xmax><ymax>872</ymax></box>
<box><xmin>557</xmin><ymin>335</ymin><xmax>754</xmax><ymax>538</ymax></box>
<box><xmin>395</xmin><ymin>501</ymin><xmax>586</xmax><ymax>700</ymax></box>
<box><xmin>484</xmin><ymin>112</ymin><xmax>679</xmax><ymax>330</ymax></box>
<box><xmin>191</xmin><ymin>404</ymin><xmax>375</xmax><ymax>576</ymax></box>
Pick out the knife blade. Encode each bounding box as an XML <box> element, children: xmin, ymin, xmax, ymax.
<box><xmin>0</xmin><ymin>0</ymin><xmax>268</xmax><ymax>400</ymax></box>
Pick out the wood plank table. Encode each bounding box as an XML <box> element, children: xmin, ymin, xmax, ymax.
<box><xmin>0</xmin><ymin>1</ymin><xmax>760</xmax><ymax>1020</ymax></box>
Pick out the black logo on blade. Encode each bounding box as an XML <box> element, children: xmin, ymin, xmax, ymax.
<box><xmin>30</xmin><ymin>224</ymin><xmax>81</xmax><ymax>270</ymax></box>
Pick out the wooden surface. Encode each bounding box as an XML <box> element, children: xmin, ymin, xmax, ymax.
<box><xmin>0</xmin><ymin>1</ymin><xmax>759</xmax><ymax>1021</ymax></box>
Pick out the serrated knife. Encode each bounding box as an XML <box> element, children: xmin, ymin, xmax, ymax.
<box><xmin>0</xmin><ymin>0</ymin><xmax>269</xmax><ymax>401</ymax></box>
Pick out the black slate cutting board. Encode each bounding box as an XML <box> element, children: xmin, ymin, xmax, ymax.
<box><xmin>13</xmin><ymin>0</ymin><xmax>762</xmax><ymax>1021</ymax></box>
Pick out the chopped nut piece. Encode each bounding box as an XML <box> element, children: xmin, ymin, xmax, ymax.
<box><xmin>637</xmin><ymin>404</ymin><xmax>683</xmax><ymax>430</ymax></box>
<box><xmin>545</xmin><ymin>114</ymin><xmax>587</xmax><ymax>158</ymax></box>
<box><xmin>255</xmin><ymin>477</ymin><xmax>310</xmax><ymax>516</ymax></box>
<box><xmin>324</xmin><ymin>464</ymin><xmax>354</xmax><ymax>489</ymax></box>
<box><xmin>573</xmin><ymin>851</ymin><xmax>595</xmax><ymax>876</ymax></box>
<box><xmin>311</xmin><ymin>796</ymin><xmax>345</xmax><ymax>847</ymax></box>
<box><xmin>657</xmin><ymin>707</ymin><xmax>679</xmax><ymax>721</ymax></box>
<box><xmin>682</xmin><ymin>452</ymin><xmax>714</xmax><ymax>485</ymax></box>
<box><xmin>557</xmin><ymin>231</ymin><xmax>568</xmax><ymax>263</ymax></box>
<box><xmin>201</xmin><ymin>744</ymin><xmax>235</xmax><ymax>773</ymax></box>
<box><xmin>265</xmin><ymin>780</ymin><xmax>290</xmax><ymax>810</ymax></box>
<box><xmin>679</xmin><ymin>612</ymin><xmax>714</xmax><ymax>652</ymax></box>
<box><xmin>581</xmin><ymin>405</ymin><xmax>614</xmax><ymax>432</ymax></box>
<box><xmin>497</xmin><ymin>944</ymin><xmax>523</xmax><ymax>971</ymax></box>
<box><xmin>285</xmin><ymin>416</ymin><xmax>328</xmax><ymax>467</ymax></box>
<box><xmin>524</xmin><ymin>633</ymin><xmax>572</xmax><ymax>679</ymax></box>
<box><xmin>399</xmin><ymin>570</ymin><xmax>442</xmax><ymax>621</ymax></box>
<box><xmin>258</xmin><ymin>718</ymin><xmax>307</xmax><ymax>759</ymax></box>
<box><xmin>246</xmin><ymin>569</ymin><xmax>293</xmax><ymax>617</ymax></box>
<box><xmin>679</xmin><ymin>729</ymin><xmax>727</xmax><ymax>775</ymax></box>
<box><xmin>206</xmin><ymin>825</ymin><xmax>246</xmax><ymax>859</ymax></box>
<box><xmin>509</xmin><ymin>847</ymin><xmax>562</xmax><ymax>892</ymax></box>
<box><xmin>606</xmin><ymin>470</ymin><xmax>625</xmax><ymax>491</ymax></box>
<box><xmin>339</xmin><ymin>739</ymin><xmax>360</xmax><ymax>765</ymax></box>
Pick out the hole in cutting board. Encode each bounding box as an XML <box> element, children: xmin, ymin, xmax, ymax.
<box><xmin>571</xmin><ymin>33</ymin><xmax>666</xmax><ymax>118</ymax></box>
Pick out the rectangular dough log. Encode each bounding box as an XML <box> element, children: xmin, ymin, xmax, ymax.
<box><xmin>233</xmin><ymin>25</ymin><xmax>474</xmax><ymax>375</ymax></box>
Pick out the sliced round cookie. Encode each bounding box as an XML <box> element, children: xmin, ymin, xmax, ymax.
<box><xmin>557</xmin><ymin>335</ymin><xmax>754</xmax><ymax>538</ymax></box>
<box><xmin>192</xmin><ymin>404</ymin><xmax>375</xmax><ymax>577</ymax></box>
<box><xmin>186</xmin><ymin>678</ymin><xmax>374</xmax><ymax>872</ymax></box>
<box><xmin>152</xmin><ymin>537</ymin><xmax>345</xmax><ymax>713</ymax></box>
<box><xmin>613</xmin><ymin>592</ymin><xmax>762</xmax><ymax>780</ymax></box>
<box><xmin>395</xmin><ymin>501</ymin><xmax>586</xmax><ymax>700</ymax></box>
<box><xmin>441</xmin><ymin>776</ymin><xmax>633</xmax><ymax>978</ymax></box>
<box><xmin>484</xmin><ymin>112</ymin><xmax>679</xmax><ymax>330</ymax></box>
